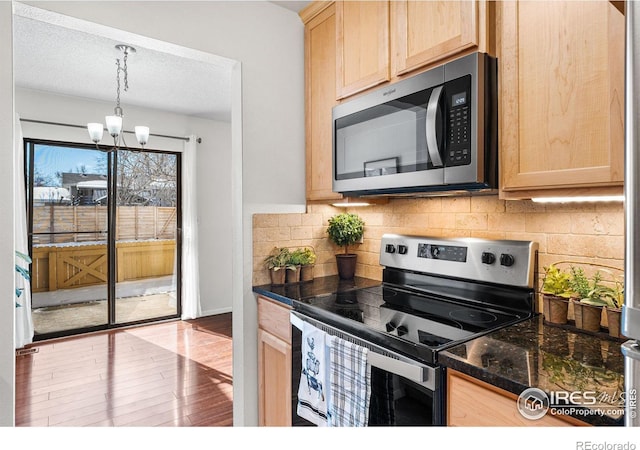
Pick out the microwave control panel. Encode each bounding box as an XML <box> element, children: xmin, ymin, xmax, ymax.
<box><xmin>446</xmin><ymin>75</ymin><xmax>471</xmax><ymax>167</ymax></box>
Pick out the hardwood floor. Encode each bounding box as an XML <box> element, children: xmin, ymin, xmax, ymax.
<box><xmin>15</xmin><ymin>313</ymin><xmax>233</xmax><ymax>427</ymax></box>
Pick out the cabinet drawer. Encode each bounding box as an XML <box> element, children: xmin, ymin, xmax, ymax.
<box><xmin>258</xmin><ymin>296</ymin><xmax>292</xmax><ymax>343</ymax></box>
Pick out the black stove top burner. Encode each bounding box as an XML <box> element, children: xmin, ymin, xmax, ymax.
<box><xmin>448</xmin><ymin>309</ymin><xmax>498</xmax><ymax>325</ymax></box>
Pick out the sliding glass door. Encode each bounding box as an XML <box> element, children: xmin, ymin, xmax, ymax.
<box><xmin>113</xmin><ymin>149</ymin><xmax>180</xmax><ymax>324</ymax></box>
<box><xmin>26</xmin><ymin>140</ymin><xmax>181</xmax><ymax>339</ymax></box>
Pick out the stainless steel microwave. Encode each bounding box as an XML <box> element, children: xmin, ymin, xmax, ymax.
<box><xmin>332</xmin><ymin>52</ymin><xmax>497</xmax><ymax>196</ymax></box>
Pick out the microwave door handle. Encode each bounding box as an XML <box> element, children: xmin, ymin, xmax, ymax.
<box><xmin>425</xmin><ymin>85</ymin><xmax>444</xmax><ymax>168</ymax></box>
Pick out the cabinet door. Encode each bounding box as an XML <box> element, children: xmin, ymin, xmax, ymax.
<box><xmin>447</xmin><ymin>370</ymin><xmax>585</xmax><ymax>426</ymax></box>
<box><xmin>305</xmin><ymin>3</ymin><xmax>343</xmax><ymax>202</ymax></box>
<box><xmin>392</xmin><ymin>0</ymin><xmax>479</xmax><ymax>77</ymax></box>
<box><xmin>499</xmin><ymin>0</ymin><xmax>624</xmax><ymax>198</ymax></box>
<box><xmin>258</xmin><ymin>328</ymin><xmax>292</xmax><ymax>426</ymax></box>
<box><xmin>336</xmin><ymin>0</ymin><xmax>390</xmax><ymax>99</ymax></box>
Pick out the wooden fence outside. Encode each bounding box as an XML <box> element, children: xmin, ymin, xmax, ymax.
<box><xmin>32</xmin><ymin>205</ymin><xmax>176</xmax><ymax>244</ymax></box>
<box><xmin>31</xmin><ymin>239</ymin><xmax>176</xmax><ymax>293</ymax></box>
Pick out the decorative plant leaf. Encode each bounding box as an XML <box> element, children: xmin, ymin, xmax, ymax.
<box><xmin>541</xmin><ymin>264</ymin><xmax>572</xmax><ymax>298</ymax></box>
<box><xmin>263</xmin><ymin>247</ymin><xmax>296</xmax><ymax>270</ymax></box>
<box><xmin>326</xmin><ymin>213</ymin><xmax>365</xmax><ymax>254</ymax></box>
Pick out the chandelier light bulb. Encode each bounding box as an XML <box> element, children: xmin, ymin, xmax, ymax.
<box><xmin>87</xmin><ymin>123</ymin><xmax>104</xmax><ymax>143</ymax></box>
<box><xmin>135</xmin><ymin>126</ymin><xmax>150</xmax><ymax>147</ymax></box>
<box><xmin>105</xmin><ymin>115</ymin><xmax>123</xmax><ymax>138</ymax></box>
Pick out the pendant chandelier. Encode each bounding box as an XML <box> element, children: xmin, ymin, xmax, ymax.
<box><xmin>87</xmin><ymin>44</ymin><xmax>149</xmax><ymax>150</ymax></box>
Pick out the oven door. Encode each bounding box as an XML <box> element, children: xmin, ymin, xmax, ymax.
<box><xmin>290</xmin><ymin>311</ymin><xmax>444</xmax><ymax>426</ymax></box>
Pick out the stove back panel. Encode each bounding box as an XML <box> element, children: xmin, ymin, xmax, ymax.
<box><xmin>379</xmin><ymin>234</ymin><xmax>538</xmax><ymax>289</ymax></box>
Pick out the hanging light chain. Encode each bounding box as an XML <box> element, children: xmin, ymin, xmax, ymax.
<box><xmin>123</xmin><ymin>48</ymin><xmax>129</xmax><ymax>92</ymax></box>
<box><xmin>113</xmin><ymin>46</ymin><xmax>131</xmax><ymax>117</ymax></box>
<box><xmin>115</xmin><ymin>58</ymin><xmax>122</xmax><ymax>112</ymax></box>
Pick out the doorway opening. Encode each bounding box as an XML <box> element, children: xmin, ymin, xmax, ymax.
<box><xmin>26</xmin><ymin>139</ymin><xmax>182</xmax><ymax>340</ymax></box>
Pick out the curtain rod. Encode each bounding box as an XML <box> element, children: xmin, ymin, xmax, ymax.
<box><xmin>19</xmin><ymin>118</ymin><xmax>202</xmax><ymax>143</ymax></box>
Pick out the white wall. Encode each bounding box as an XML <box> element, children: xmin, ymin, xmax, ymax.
<box><xmin>0</xmin><ymin>1</ymin><xmax>14</xmax><ymax>427</ymax></box>
<box><xmin>4</xmin><ymin>1</ymin><xmax>306</xmax><ymax>427</ymax></box>
<box><xmin>16</xmin><ymin>87</ymin><xmax>234</xmax><ymax>317</ymax></box>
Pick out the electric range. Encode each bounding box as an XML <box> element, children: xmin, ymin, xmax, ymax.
<box><xmin>293</xmin><ymin>233</ymin><xmax>539</xmax><ymax>366</ymax></box>
<box><xmin>290</xmin><ymin>233</ymin><xmax>539</xmax><ymax>426</ymax></box>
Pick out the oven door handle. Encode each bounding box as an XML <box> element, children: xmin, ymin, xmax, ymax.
<box><xmin>290</xmin><ymin>311</ymin><xmax>435</xmax><ymax>389</ymax></box>
<box><xmin>366</xmin><ymin>351</ymin><xmax>429</xmax><ymax>385</ymax></box>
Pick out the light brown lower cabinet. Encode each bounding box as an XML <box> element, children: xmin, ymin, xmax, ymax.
<box><xmin>447</xmin><ymin>369</ymin><xmax>588</xmax><ymax>426</ymax></box>
<box><xmin>257</xmin><ymin>296</ymin><xmax>293</xmax><ymax>426</ymax></box>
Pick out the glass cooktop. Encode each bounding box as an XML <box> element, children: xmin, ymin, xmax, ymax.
<box><xmin>294</xmin><ymin>284</ymin><xmax>532</xmax><ymax>365</ymax></box>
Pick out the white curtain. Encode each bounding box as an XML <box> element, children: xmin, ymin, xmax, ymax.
<box><xmin>14</xmin><ymin>114</ymin><xmax>34</xmax><ymax>348</ymax></box>
<box><xmin>181</xmin><ymin>135</ymin><xmax>201</xmax><ymax>319</ymax></box>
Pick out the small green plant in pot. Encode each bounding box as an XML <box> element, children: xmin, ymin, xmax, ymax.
<box><xmin>292</xmin><ymin>247</ymin><xmax>317</xmax><ymax>283</ymax></box>
<box><xmin>326</xmin><ymin>212</ymin><xmax>365</xmax><ymax>280</ymax></box>
<box><xmin>603</xmin><ymin>279</ymin><xmax>624</xmax><ymax>338</ymax></box>
<box><xmin>574</xmin><ymin>271</ymin><xmax>608</xmax><ymax>333</ymax></box>
<box><xmin>263</xmin><ymin>247</ymin><xmax>293</xmax><ymax>286</ymax></box>
<box><xmin>541</xmin><ymin>264</ymin><xmax>572</xmax><ymax>324</ymax></box>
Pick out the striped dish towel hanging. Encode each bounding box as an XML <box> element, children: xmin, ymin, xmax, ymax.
<box><xmin>328</xmin><ymin>335</ymin><xmax>371</xmax><ymax>426</ymax></box>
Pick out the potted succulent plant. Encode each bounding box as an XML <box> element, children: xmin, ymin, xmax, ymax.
<box><xmin>326</xmin><ymin>212</ymin><xmax>365</xmax><ymax>280</ymax></box>
<box><xmin>263</xmin><ymin>247</ymin><xmax>293</xmax><ymax>286</ymax></box>
<box><xmin>293</xmin><ymin>247</ymin><xmax>317</xmax><ymax>283</ymax></box>
<box><xmin>541</xmin><ymin>264</ymin><xmax>572</xmax><ymax>324</ymax></box>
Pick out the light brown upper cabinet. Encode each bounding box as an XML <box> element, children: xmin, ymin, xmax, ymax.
<box><xmin>336</xmin><ymin>1</ymin><xmax>390</xmax><ymax>99</ymax></box>
<box><xmin>336</xmin><ymin>1</ymin><xmax>494</xmax><ymax>100</ymax></box>
<box><xmin>392</xmin><ymin>0</ymin><xmax>487</xmax><ymax>77</ymax></box>
<box><xmin>498</xmin><ymin>0</ymin><xmax>625</xmax><ymax>200</ymax></box>
<box><xmin>300</xmin><ymin>1</ymin><xmax>495</xmax><ymax>202</ymax></box>
<box><xmin>301</xmin><ymin>2</ymin><xmax>343</xmax><ymax>202</ymax></box>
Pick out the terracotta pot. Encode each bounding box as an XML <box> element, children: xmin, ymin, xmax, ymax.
<box><xmin>336</xmin><ymin>254</ymin><xmax>357</xmax><ymax>280</ymax></box>
<box><xmin>573</xmin><ymin>300</ymin><xmax>603</xmax><ymax>332</ymax></box>
<box><xmin>269</xmin><ymin>268</ymin><xmax>286</xmax><ymax>286</ymax></box>
<box><xmin>542</xmin><ymin>294</ymin><xmax>569</xmax><ymax>324</ymax></box>
<box><xmin>285</xmin><ymin>265</ymin><xmax>301</xmax><ymax>284</ymax></box>
<box><xmin>606</xmin><ymin>307</ymin><xmax>623</xmax><ymax>339</ymax></box>
<box><xmin>300</xmin><ymin>264</ymin><xmax>314</xmax><ymax>283</ymax></box>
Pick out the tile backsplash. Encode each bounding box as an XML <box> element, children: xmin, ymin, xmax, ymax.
<box><xmin>252</xmin><ymin>196</ymin><xmax>624</xmax><ymax>311</ymax></box>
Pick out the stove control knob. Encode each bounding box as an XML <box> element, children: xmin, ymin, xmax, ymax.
<box><xmin>385</xmin><ymin>322</ymin><xmax>397</xmax><ymax>332</ymax></box>
<box><xmin>481</xmin><ymin>252</ymin><xmax>496</xmax><ymax>265</ymax></box>
<box><xmin>397</xmin><ymin>245</ymin><xmax>408</xmax><ymax>255</ymax></box>
<box><xmin>396</xmin><ymin>325</ymin><xmax>408</xmax><ymax>337</ymax></box>
<box><xmin>500</xmin><ymin>253</ymin><xmax>515</xmax><ymax>267</ymax></box>
<box><xmin>385</xmin><ymin>244</ymin><xmax>396</xmax><ymax>254</ymax></box>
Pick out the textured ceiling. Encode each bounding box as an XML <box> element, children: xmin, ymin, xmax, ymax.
<box><xmin>13</xmin><ymin>1</ymin><xmax>311</xmax><ymax>123</ymax></box>
<box><xmin>13</xmin><ymin>8</ymin><xmax>233</xmax><ymax>122</ymax></box>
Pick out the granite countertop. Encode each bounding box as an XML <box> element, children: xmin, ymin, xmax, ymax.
<box><xmin>253</xmin><ymin>275</ymin><xmax>381</xmax><ymax>306</ymax></box>
<box><xmin>440</xmin><ymin>315</ymin><xmax>625</xmax><ymax>426</ymax></box>
<box><xmin>253</xmin><ymin>276</ymin><xmax>626</xmax><ymax>426</ymax></box>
